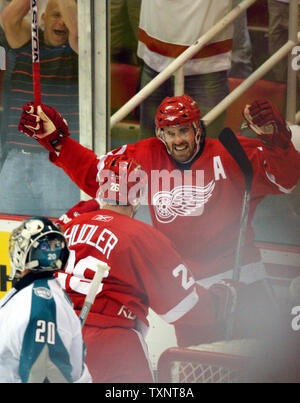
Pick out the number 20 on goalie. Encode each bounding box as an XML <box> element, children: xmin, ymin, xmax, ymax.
<box><xmin>35</xmin><ymin>320</ymin><xmax>56</xmax><ymax>344</ymax></box>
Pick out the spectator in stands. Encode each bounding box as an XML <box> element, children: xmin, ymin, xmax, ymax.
<box><xmin>0</xmin><ymin>0</ymin><xmax>80</xmax><ymax>217</ymax></box>
<box><xmin>111</xmin><ymin>0</ymin><xmax>141</xmax><ymax>66</ymax></box>
<box><xmin>137</xmin><ymin>0</ymin><xmax>233</xmax><ymax>139</ymax></box>
<box><xmin>56</xmin><ymin>0</ymin><xmax>78</xmax><ymax>54</ymax></box>
<box><xmin>230</xmin><ymin>0</ymin><xmax>253</xmax><ymax>78</ymax></box>
<box><xmin>58</xmin><ymin>0</ymin><xmax>141</xmax><ymax>65</ymax></box>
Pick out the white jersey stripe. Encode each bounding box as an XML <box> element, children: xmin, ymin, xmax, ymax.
<box><xmin>265</xmin><ymin>170</ymin><xmax>295</xmax><ymax>194</ymax></box>
<box><xmin>159</xmin><ymin>288</ymin><xmax>199</xmax><ymax>324</ymax></box>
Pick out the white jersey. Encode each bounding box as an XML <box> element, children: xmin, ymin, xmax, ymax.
<box><xmin>137</xmin><ymin>0</ymin><xmax>233</xmax><ymax>74</ymax></box>
<box><xmin>0</xmin><ymin>274</ymin><xmax>91</xmax><ymax>383</ymax></box>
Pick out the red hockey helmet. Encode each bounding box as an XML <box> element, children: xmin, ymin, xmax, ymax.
<box><xmin>155</xmin><ymin>94</ymin><xmax>201</xmax><ymax>129</ymax></box>
<box><xmin>96</xmin><ymin>155</ymin><xmax>147</xmax><ymax>210</ymax></box>
<box><xmin>155</xmin><ymin>94</ymin><xmax>204</xmax><ymax>163</ymax></box>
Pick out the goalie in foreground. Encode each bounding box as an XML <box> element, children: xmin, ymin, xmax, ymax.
<box><xmin>0</xmin><ymin>217</ymin><xmax>91</xmax><ymax>383</ymax></box>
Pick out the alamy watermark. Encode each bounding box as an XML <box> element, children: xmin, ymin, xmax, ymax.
<box><xmin>0</xmin><ymin>46</ymin><xmax>5</xmax><ymax>70</ymax></box>
<box><xmin>96</xmin><ymin>164</ymin><xmax>206</xmax><ymax>210</ymax></box>
<box><xmin>292</xmin><ymin>46</ymin><xmax>300</xmax><ymax>71</ymax></box>
<box><xmin>291</xmin><ymin>306</ymin><xmax>300</xmax><ymax>331</ymax></box>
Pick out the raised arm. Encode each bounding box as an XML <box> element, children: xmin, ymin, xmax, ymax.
<box><xmin>1</xmin><ymin>0</ymin><xmax>31</xmax><ymax>49</ymax></box>
<box><xmin>243</xmin><ymin>99</ymin><xmax>300</xmax><ymax>194</ymax></box>
<box><xmin>56</xmin><ymin>0</ymin><xmax>78</xmax><ymax>53</ymax></box>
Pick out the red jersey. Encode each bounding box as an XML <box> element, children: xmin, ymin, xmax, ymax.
<box><xmin>52</xmin><ymin>136</ymin><xmax>300</xmax><ymax>279</ymax></box>
<box><xmin>56</xmin><ymin>209</ymin><xmax>216</xmax><ymax>335</ymax></box>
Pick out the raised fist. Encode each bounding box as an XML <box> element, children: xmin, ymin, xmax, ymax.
<box><xmin>243</xmin><ymin>98</ymin><xmax>292</xmax><ymax>149</ymax></box>
<box><xmin>18</xmin><ymin>102</ymin><xmax>70</xmax><ymax>152</ymax></box>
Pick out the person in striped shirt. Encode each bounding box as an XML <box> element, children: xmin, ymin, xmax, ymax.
<box><xmin>0</xmin><ymin>0</ymin><xmax>80</xmax><ymax>217</ymax></box>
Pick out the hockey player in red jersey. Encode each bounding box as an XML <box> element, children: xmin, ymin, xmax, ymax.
<box><xmin>47</xmin><ymin>155</ymin><xmax>243</xmax><ymax>383</ymax></box>
<box><xmin>18</xmin><ymin>96</ymin><xmax>300</xmax><ymax>286</ymax></box>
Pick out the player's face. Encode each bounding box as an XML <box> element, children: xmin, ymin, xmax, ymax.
<box><xmin>42</xmin><ymin>1</ymin><xmax>69</xmax><ymax>47</ymax></box>
<box><xmin>163</xmin><ymin>124</ymin><xmax>196</xmax><ymax>163</ymax></box>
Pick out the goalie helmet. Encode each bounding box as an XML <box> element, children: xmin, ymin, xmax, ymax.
<box><xmin>96</xmin><ymin>155</ymin><xmax>147</xmax><ymax>211</ymax></box>
<box><xmin>155</xmin><ymin>94</ymin><xmax>205</xmax><ymax>163</ymax></box>
<box><xmin>8</xmin><ymin>217</ymin><xmax>69</xmax><ymax>280</ymax></box>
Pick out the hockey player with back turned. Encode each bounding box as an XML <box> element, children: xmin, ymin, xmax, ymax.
<box><xmin>51</xmin><ymin>154</ymin><xmax>245</xmax><ymax>383</ymax></box>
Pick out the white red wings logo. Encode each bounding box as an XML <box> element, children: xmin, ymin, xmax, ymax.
<box><xmin>92</xmin><ymin>215</ymin><xmax>114</xmax><ymax>222</ymax></box>
<box><xmin>152</xmin><ymin>181</ymin><xmax>215</xmax><ymax>223</ymax></box>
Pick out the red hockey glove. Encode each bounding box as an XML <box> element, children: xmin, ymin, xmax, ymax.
<box><xmin>18</xmin><ymin>102</ymin><xmax>70</xmax><ymax>152</ymax></box>
<box><xmin>209</xmin><ymin>279</ymin><xmax>245</xmax><ymax>322</ymax></box>
<box><xmin>243</xmin><ymin>98</ymin><xmax>292</xmax><ymax>149</ymax></box>
<box><xmin>55</xmin><ymin>199</ymin><xmax>100</xmax><ymax>230</ymax></box>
